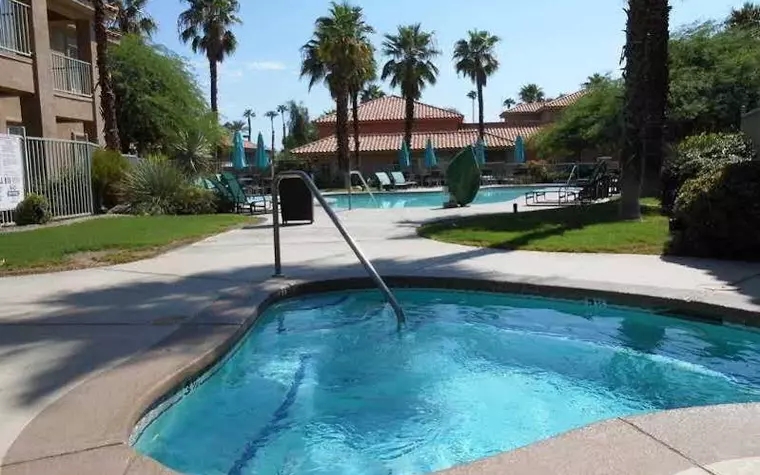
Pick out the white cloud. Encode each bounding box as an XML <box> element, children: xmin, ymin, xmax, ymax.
<box><xmin>247</xmin><ymin>61</ymin><xmax>287</xmax><ymax>71</ymax></box>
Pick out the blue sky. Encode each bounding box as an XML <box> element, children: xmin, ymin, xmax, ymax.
<box><xmin>145</xmin><ymin>0</ymin><xmax>747</xmax><ymax>147</ymax></box>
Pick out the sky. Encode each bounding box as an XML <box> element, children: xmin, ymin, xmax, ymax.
<box><xmin>144</xmin><ymin>0</ymin><xmax>748</xmax><ymax>148</ymax></box>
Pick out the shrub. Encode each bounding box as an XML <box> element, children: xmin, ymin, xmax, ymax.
<box><xmin>14</xmin><ymin>193</ymin><xmax>52</xmax><ymax>226</ymax></box>
<box><xmin>526</xmin><ymin>160</ymin><xmax>552</xmax><ymax>183</ymax></box>
<box><xmin>171</xmin><ymin>129</ymin><xmax>214</xmax><ymax>176</ymax></box>
<box><xmin>668</xmin><ymin>161</ymin><xmax>760</xmax><ymax>260</ymax></box>
<box><xmin>92</xmin><ymin>148</ymin><xmax>130</xmax><ymax>211</ymax></box>
<box><xmin>662</xmin><ymin>133</ymin><xmax>755</xmax><ymax>213</ymax></box>
<box><xmin>123</xmin><ymin>155</ymin><xmax>186</xmax><ymax>215</ymax></box>
<box><xmin>173</xmin><ymin>185</ymin><xmax>218</xmax><ymax>215</ymax></box>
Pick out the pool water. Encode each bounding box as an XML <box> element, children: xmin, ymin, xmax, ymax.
<box><xmin>325</xmin><ymin>186</ymin><xmax>538</xmax><ymax>209</ymax></box>
<box><xmin>134</xmin><ymin>290</ymin><xmax>760</xmax><ymax>475</ymax></box>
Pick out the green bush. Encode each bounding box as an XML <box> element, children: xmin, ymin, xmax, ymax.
<box><xmin>14</xmin><ymin>193</ymin><xmax>52</xmax><ymax>226</ymax></box>
<box><xmin>526</xmin><ymin>160</ymin><xmax>552</xmax><ymax>183</ymax></box>
<box><xmin>123</xmin><ymin>155</ymin><xmax>186</xmax><ymax>215</ymax></box>
<box><xmin>92</xmin><ymin>148</ymin><xmax>130</xmax><ymax>211</ymax></box>
<box><xmin>668</xmin><ymin>161</ymin><xmax>760</xmax><ymax>260</ymax></box>
<box><xmin>662</xmin><ymin>133</ymin><xmax>755</xmax><ymax>212</ymax></box>
<box><xmin>173</xmin><ymin>185</ymin><xmax>218</xmax><ymax>215</ymax></box>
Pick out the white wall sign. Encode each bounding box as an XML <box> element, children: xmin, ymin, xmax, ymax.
<box><xmin>0</xmin><ymin>134</ymin><xmax>25</xmax><ymax>212</ymax></box>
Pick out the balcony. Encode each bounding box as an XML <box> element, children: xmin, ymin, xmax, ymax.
<box><xmin>51</xmin><ymin>51</ymin><xmax>92</xmax><ymax>96</ymax></box>
<box><xmin>0</xmin><ymin>0</ymin><xmax>32</xmax><ymax>56</ymax></box>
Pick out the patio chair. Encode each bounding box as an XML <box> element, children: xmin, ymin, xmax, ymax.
<box><xmin>219</xmin><ymin>172</ymin><xmax>270</xmax><ymax>214</ymax></box>
<box><xmin>374</xmin><ymin>172</ymin><xmax>393</xmax><ymax>191</ymax></box>
<box><xmin>389</xmin><ymin>171</ymin><xmax>416</xmax><ymax>188</ymax></box>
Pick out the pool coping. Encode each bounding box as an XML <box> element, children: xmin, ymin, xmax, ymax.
<box><xmin>3</xmin><ymin>274</ymin><xmax>760</xmax><ymax>475</ymax></box>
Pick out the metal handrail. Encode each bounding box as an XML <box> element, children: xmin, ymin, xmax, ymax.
<box><xmin>272</xmin><ymin>170</ymin><xmax>406</xmax><ymax>328</ymax></box>
<box><xmin>349</xmin><ymin>170</ymin><xmax>378</xmax><ymax>208</ymax></box>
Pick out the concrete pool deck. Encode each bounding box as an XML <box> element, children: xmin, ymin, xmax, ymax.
<box><xmin>1</xmin><ymin>199</ymin><xmax>760</xmax><ymax>474</ymax></box>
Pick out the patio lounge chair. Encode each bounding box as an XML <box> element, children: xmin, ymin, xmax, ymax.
<box><xmin>219</xmin><ymin>172</ymin><xmax>270</xmax><ymax>214</ymax></box>
<box><xmin>389</xmin><ymin>171</ymin><xmax>416</xmax><ymax>188</ymax></box>
<box><xmin>374</xmin><ymin>172</ymin><xmax>393</xmax><ymax>191</ymax></box>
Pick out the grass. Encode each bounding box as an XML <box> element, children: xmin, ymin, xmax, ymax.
<box><xmin>0</xmin><ymin>214</ymin><xmax>258</xmax><ymax>274</ymax></box>
<box><xmin>418</xmin><ymin>198</ymin><xmax>670</xmax><ymax>254</ymax></box>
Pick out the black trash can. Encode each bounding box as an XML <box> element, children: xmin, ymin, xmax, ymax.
<box><xmin>278</xmin><ymin>177</ymin><xmax>314</xmax><ymax>225</ymax></box>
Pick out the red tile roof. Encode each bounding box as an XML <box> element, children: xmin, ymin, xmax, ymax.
<box><xmin>506</xmin><ymin>102</ymin><xmax>546</xmax><ymax>113</ymax></box>
<box><xmin>314</xmin><ymin>95</ymin><xmax>464</xmax><ymax>123</ymax></box>
<box><xmin>484</xmin><ymin>125</ymin><xmax>544</xmax><ymax>141</ymax></box>
<box><xmin>500</xmin><ymin>90</ymin><xmax>586</xmax><ymax>118</ymax></box>
<box><xmin>542</xmin><ymin>90</ymin><xmax>587</xmax><ymax>109</ymax></box>
<box><xmin>291</xmin><ymin>129</ymin><xmax>513</xmax><ymax>155</ymax></box>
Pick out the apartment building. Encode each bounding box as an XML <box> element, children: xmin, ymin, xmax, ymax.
<box><xmin>0</xmin><ymin>0</ymin><xmax>106</xmax><ymax>143</ymax></box>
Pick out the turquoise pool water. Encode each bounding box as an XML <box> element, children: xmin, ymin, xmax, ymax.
<box><xmin>134</xmin><ymin>290</ymin><xmax>760</xmax><ymax>475</ymax></box>
<box><xmin>325</xmin><ymin>186</ymin><xmax>538</xmax><ymax>209</ymax></box>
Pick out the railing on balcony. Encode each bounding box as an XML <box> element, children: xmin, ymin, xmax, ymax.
<box><xmin>51</xmin><ymin>51</ymin><xmax>93</xmax><ymax>96</ymax></box>
<box><xmin>0</xmin><ymin>0</ymin><xmax>32</xmax><ymax>55</ymax></box>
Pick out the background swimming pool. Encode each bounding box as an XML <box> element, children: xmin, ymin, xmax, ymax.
<box><xmin>135</xmin><ymin>290</ymin><xmax>760</xmax><ymax>475</ymax></box>
<box><xmin>325</xmin><ymin>186</ymin><xmax>538</xmax><ymax>209</ymax></box>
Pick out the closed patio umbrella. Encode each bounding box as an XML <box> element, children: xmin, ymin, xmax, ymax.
<box><xmin>398</xmin><ymin>139</ymin><xmax>412</xmax><ymax>169</ymax></box>
<box><xmin>514</xmin><ymin>135</ymin><xmax>526</xmax><ymax>164</ymax></box>
<box><xmin>231</xmin><ymin>131</ymin><xmax>246</xmax><ymax>170</ymax></box>
<box><xmin>254</xmin><ymin>132</ymin><xmax>269</xmax><ymax>170</ymax></box>
<box><xmin>475</xmin><ymin>138</ymin><xmax>486</xmax><ymax>166</ymax></box>
<box><xmin>424</xmin><ymin>138</ymin><xmax>438</xmax><ymax>168</ymax></box>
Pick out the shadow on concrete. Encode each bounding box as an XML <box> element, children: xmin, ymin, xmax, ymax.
<box><xmin>659</xmin><ymin>254</ymin><xmax>760</xmax><ymax>306</ymax></box>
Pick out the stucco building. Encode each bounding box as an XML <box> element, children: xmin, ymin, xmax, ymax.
<box><xmin>0</xmin><ymin>0</ymin><xmax>109</xmax><ymax>143</ymax></box>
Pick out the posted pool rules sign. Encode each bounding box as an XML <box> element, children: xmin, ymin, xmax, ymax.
<box><xmin>0</xmin><ymin>133</ymin><xmax>25</xmax><ymax>212</ymax></box>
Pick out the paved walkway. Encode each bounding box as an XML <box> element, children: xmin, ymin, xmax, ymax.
<box><xmin>1</xmin><ymin>199</ymin><xmax>760</xmax><ymax>470</ymax></box>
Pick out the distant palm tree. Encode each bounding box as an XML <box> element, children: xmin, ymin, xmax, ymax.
<box><xmin>178</xmin><ymin>0</ymin><xmax>241</xmax><ymax>113</ymax></box>
<box><xmin>466</xmin><ymin>90</ymin><xmax>477</xmax><ymax>122</ymax></box>
<box><xmin>277</xmin><ymin>104</ymin><xmax>288</xmax><ymax>145</ymax></box>
<box><xmin>301</xmin><ymin>2</ymin><xmax>374</xmax><ymax>178</ymax></box>
<box><xmin>265</xmin><ymin>110</ymin><xmax>278</xmax><ymax>156</ymax></box>
<box><xmin>110</xmin><ymin>0</ymin><xmax>157</xmax><ymax>37</ymax></box>
<box><xmin>360</xmin><ymin>83</ymin><xmax>385</xmax><ymax>102</ymax></box>
<box><xmin>242</xmin><ymin>108</ymin><xmax>255</xmax><ymax>140</ymax></box>
<box><xmin>583</xmin><ymin>73</ymin><xmax>610</xmax><ymax>89</ymax></box>
<box><xmin>224</xmin><ymin>120</ymin><xmax>247</xmax><ymax>133</ymax></box>
<box><xmin>518</xmin><ymin>83</ymin><xmax>545</xmax><ymax>103</ymax></box>
<box><xmin>94</xmin><ymin>0</ymin><xmax>120</xmax><ymax>150</ymax></box>
<box><xmin>453</xmin><ymin>29</ymin><xmax>500</xmax><ymax>140</ymax></box>
<box><xmin>502</xmin><ymin>97</ymin><xmax>515</xmax><ymax>109</ymax></box>
<box><xmin>727</xmin><ymin>2</ymin><xmax>760</xmax><ymax>30</ymax></box>
<box><xmin>381</xmin><ymin>23</ymin><xmax>441</xmax><ymax>149</ymax></box>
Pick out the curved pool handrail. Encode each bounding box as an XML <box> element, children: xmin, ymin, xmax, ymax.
<box><xmin>272</xmin><ymin>170</ymin><xmax>406</xmax><ymax>328</ymax></box>
<box><xmin>349</xmin><ymin>170</ymin><xmax>379</xmax><ymax>208</ymax></box>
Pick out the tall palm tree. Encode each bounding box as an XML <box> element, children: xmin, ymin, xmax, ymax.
<box><xmin>381</xmin><ymin>23</ymin><xmax>440</xmax><ymax>149</ymax></box>
<box><xmin>466</xmin><ymin>90</ymin><xmax>477</xmax><ymax>122</ymax></box>
<box><xmin>453</xmin><ymin>29</ymin><xmax>500</xmax><ymax>141</ymax></box>
<box><xmin>265</xmin><ymin>110</ymin><xmax>278</xmax><ymax>159</ymax></box>
<box><xmin>518</xmin><ymin>83</ymin><xmax>545</xmax><ymax>103</ymax></box>
<box><xmin>242</xmin><ymin>108</ymin><xmax>255</xmax><ymax>140</ymax></box>
<box><xmin>178</xmin><ymin>0</ymin><xmax>241</xmax><ymax>114</ymax></box>
<box><xmin>583</xmin><ymin>73</ymin><xmax>610</xmax><ymax>89</ymax></box>
<box><xmin>277</xmin><ymin>104</ymin><xmax>288</xmax><ymax>145</ymax></box>
<box><xmin>223</xmin><ymin>120</ymin><xmax>247</xmax><ymax>133</ymax></box>
<box><xmin>94</xmin><ymin>0</ymin><xmax>120</xmax><ymax>150</ymax></box>
<box><xmin>619</xmin><ymin>0</ymin><xmax>670</xmax><ymax>219</ymax></box>
<box><xmin>301</xmin><ymin>2</ymin><xmax>374</xmax><ymax>180</ymax></box>
<box><xmin>110</xmin><ymin>0</ymin><xmax>157</xmax><ymax>37</ymax></box>
<box><xmin>502</xmin><ymin>97</ymin><xmax>515</xmax><ymax>109</ymax></box>
<box><xmin>349</xmin><ymin>49</ymin><xmax>375</xmax><ymax>170</ymax></box>
<box><xmin>360</xmin><ymin>83</ymin><xmax>385</xmax><ymax>102</ymax></box>
<box><xmin>727</xmin><ymin>2</ymin><xmax>760</xmax><ymax>30</ymax></box>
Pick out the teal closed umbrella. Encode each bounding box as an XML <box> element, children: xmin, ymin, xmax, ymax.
<box><xmin>231</xmin><ymin>131</ymin><xmax>246</xmax><ymax>170</ymax></box>
<box><xmin>514</xmin><ymin>135</ymin><xmax>526</xmax><ymax>164</ymax></box>
<box><xmin>424</xmin><ymin>138</ymin><xmax>438</xmax><ymax>168</ymax></box>
<box><xmin>254</xmin><ymin>132</ymin><xmax>269</xmax><ymax>170</ymax></box>
<box><xmin>398</xmin><ymin>140</ymin><xmax>411</xmax><ymax>169</ymax></box>
<box><xmin>475</xmin><ymin>138</ymin><xmax>486</xmax><ymax>166</ymax></box>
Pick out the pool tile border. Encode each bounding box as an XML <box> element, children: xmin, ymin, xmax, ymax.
<box><xmin>3</xmin><ymin>274</ymin><xmax>760</xmax><ymax>475</ymax></box>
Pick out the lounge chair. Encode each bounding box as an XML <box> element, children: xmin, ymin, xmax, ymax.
<box><xmin>219</xmin><ymin>172</ymin><xmax>269</xmax><ymax>214</ymax></box>
<box><xmin>389</xmin><ymin>171</ymin><xmax>416</xmax><ymax>188</ymax></box>
<box><xmin>374</xmin><ymin>172</ymin><xmax>393</xmax><ymax>191</ymax></box>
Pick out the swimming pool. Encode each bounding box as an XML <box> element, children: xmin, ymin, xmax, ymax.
<box><xmin>134</xmin><ymin>289</ymin><xmax>760</xmax><ymax>475</ymax></box>
<box><xmin>325</xmin><ymin>186</ymin><xmax>538</xmax><ymax>209</ymax></box>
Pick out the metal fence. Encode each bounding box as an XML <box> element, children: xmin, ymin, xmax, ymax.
<box><xmin>0</xmin><ymin>136</ymin><xmax>95</xmax><ymax>225</ymax></box>
<box><xmin>51</xmin><ymin>52</ymin><xmax>93</xmax><ymax>96</ymax></box>
<box><xmin>0</xmin><ymin>0</ymin><xmax>31</xmax><ymax>55</ymax></box>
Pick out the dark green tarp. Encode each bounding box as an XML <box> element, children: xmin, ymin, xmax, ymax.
<box><xmin>445</xmin><ymin>145</ymin><xmax>481</xmax><ymax>206</ymax></box>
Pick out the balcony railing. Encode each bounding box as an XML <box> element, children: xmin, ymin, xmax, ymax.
<box><xmin>51</xmin><ymin>52</ymin><xmax>93</xmax><ymax>96</ymax></box>
<box><xmin>0</xmin><ymin>0</ymin><xmax>32</xmax><ymax>56</ymax></box>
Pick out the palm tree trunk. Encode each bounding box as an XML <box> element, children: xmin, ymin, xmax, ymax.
<box><xmin>209</xmin><ymin>58</ymin><xmax>218</xmax><ymax>113</ymax></box>
<box><xmin>471</xmin><ymin>98</ymin><xmax>475</xmax><ymax>123</ymax></box>
<box><xmin>351</xmin><ymin>89</ymin><xmax>361</xmax><ymax>171</ymax></box>
<box><xmin>404</xmin><ymin>94</ymin><xmax>414</xmax><ymax>150</ymax></box>
<box><xmin>280</xmin><ymin>115</ymin><xmax>286</xmax><ymax>148</ymax></box>
<box><xmin>94</xmin><ymin>0</ymin><xmax>120</xmax><ymax>150</ymax></box>
<box><xmin>477</xmin><ymin>80</ymin><xmax>485</xmax><ymax>140</ymax></box>
<box><xmin>246</xmin><ymin>117</ymin><xmax>252</xmax><ymax>141</ymax></box>
<box><xmin>335</xmin><ymin>91</ymin><xmax>350</xmax><ymax>188</ymax></box>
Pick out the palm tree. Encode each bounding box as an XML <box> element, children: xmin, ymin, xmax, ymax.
<box><xmin>242</xmin><ymin>108</ymin><xmax>255</xmax><ymax>140</ymax></box>
<box><xmin>518</xmin><ymin>83</ymin><xmax>545</xmax><ymax>103</ymax></box>
<box><xmin>727</xmin><ymin>2</ymin><xmax>760</xmax><ymax>30</ymax></box>
<box><xmin>277</xmin><ymin>104</ymin><xmax>288</xmax><ymax>145</ymax></box>
<box><xmin>350</xmin><ymin>49</ymin><xmax>375</xmax><ymax>170</ymax></box>
<box><xmin>178</xmin><ymin>0</ymin><xmax>241</xmax><ymax>114</ymax></box>
<box><xmin>110</xmin><ymin>0</ymin><xmax>157</xmax><ymax>37</ymax></box>
<box><xmin>360</xmin><ymin>83</ymin><xmax>385</xmax><ymax>102</ymax></box>
<box><xmin>381</xmin><ymin>23</ymin><xmax>440</xmax><ymax>149</ymax></box>
<box><xmin>94</xmin><ymin>0</ymin><xmax>120</xmax><ymax>150</ymax></box>
<box><xmin>583</xmin><ymin>73</ymin><xmax>610</xmax><ymax>89</ymax></box>
<box><xmin>223</xmin><ymin>120</ymin><xmax>247</xmax><ymax>133</ymax></box>
<box><xmin>466</xmin><ymin>90</ymin><xmax>477</xmax><ymax>122</ymax></box>
<box><xmin>502</xmin><ymin>97</ymin><xmax>515</xmax><ymax>109</ymax></box>
<box><xmin>619</xmin><ymin>0</ymin><xmax>670</xmax><ymax>219</ymax></box>
<box><xmin>265</xmin><ymin>110</ymin><xmax>278</xmax><ymax>155</ymax></box>
<box><xmin>453</xmin><ymin>29</ymin><xmax>500</xmax><ymax>141</ymax></box>
<box><xmin>301</xmin><ymin>2</ymin><xmax>374</xmax><ymax>181</ymax></box>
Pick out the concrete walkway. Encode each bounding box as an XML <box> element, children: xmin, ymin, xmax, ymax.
<box><xmin>1</xmin><ymin>199</ymin><xmax>760</xmax><ymax>469</ymax></box>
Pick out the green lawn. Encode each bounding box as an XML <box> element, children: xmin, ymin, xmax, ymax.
<box><xmin>0</xmin><ymin>214</ymin><xmax>256</xmax><ymax>273</ymax></box>
<box><xmin>418</xmin><ymin>198</ymin><xmax>669</xmax><ymax>254</ymax></box>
